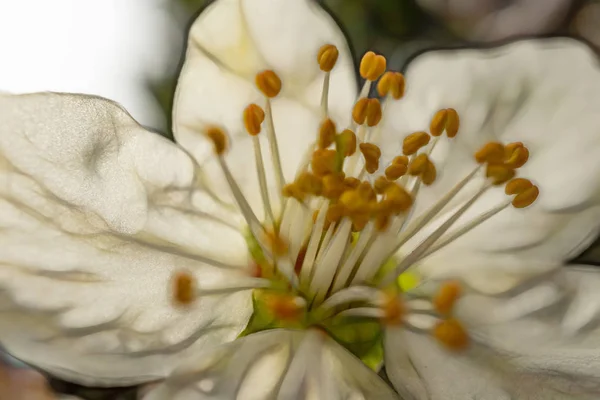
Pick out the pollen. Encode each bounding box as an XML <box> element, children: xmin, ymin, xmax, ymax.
<box><xmin>318</xmin><ymin>119</ymin><xmax>337</xmax><ymax>149</ymax></box>
<box><xmin>205</xmin><ymin>126</ymin><xmax>228</xmax><ymax>155</ymax></box>
<box><xmin>172</xmin><ymin>271</ymin><xmax>196</xmax><ymax>306</ymax></box>
<box><xmin>402</xmin><ymin>131</ymin><xmax>431</xmax><ymax>155</ymax></box>
<box><xmin>352</xmin><ymin>98</ymin><xmax>382</xmax><ymax>127</ymax></box>
<box><xmin>317</xmin><ymin>44</ymin><xmax>339</xmax><ymax>72</ymax></box>
<box><xmin>359</xmin><ymin>142</ymin><xmax>382</xmax><ymax>173</ymax></box>
<box><xmin>243</xmin><ymin>104</ymin><xmax>265</xmax><ymax>136</ymax></box>
<box><xmin>359</xmin><ymin>51</ymin><xmax>386</xmax><ymax>81</ymax></box>
<box><xmin>433</xmin><ymin>319</ymin><xmax>469</xmax><ymax>350</ymax></box>
<box><xmin>433</xmin><ymin>281</ymin><xmax>462</xmax><ymax>315</ymax></box>
<box><xmin>381</xmin><ymin>292</ymin><xmax>405</xmax><ymax>326</ymax></box>
<box><xmin>256</xmin><ymin>70</ymin><xmax>282</xmax><ymax>98</ymax></box>
<box><xmin>377</xmin><ymin>71</ymin><xmax>405</xmax><ymax>99</ymax></box>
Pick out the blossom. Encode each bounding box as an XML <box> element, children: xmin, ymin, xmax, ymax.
<box><xmin>2</xmin><ymin>0</ymin><xmax>600</xmax><ymax>399</ymax></box>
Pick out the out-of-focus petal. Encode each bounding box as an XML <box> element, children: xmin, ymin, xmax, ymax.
<box><xmin>144</xmin><ymin>329</ymin><xmax>399</xmax><ymax>400</ymax></box>
<box><xmin>0</xmin><ymin>93</ymin><xmax>252</xmax><ymax>386</ymax></box>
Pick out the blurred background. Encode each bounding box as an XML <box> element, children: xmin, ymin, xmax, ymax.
<box><xmin>1</xmin><ymin>0</ymin><xmax>600</xmax><ymax>398</ymax></box>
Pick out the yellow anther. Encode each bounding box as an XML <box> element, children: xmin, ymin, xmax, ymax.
<box><xmin>359</xmin><ymin>51</ymin><xmax>387</xmax><ymax>81</ymax></box>
<box><xmin>408</xmin><ymin>153</ymin><xmax>430</xmax><ymax>176</ymax></box>
<box><xmin>326</xmin><ymin>203</ymin><xmax>344</xmax><ymax>224</ymax></box>
<box><xmin>421</xmin><ymin>161</ymin><xmax>437</xmax><ymax>186</ymax></box>
<box><xmin>392</xmin><ymin>155</ymin><xmax>409</xmax><ymax>166</ymax></box>
<box><xmin>402</xmin><ymin>131</ymin><xmax>431</xmax><ymax>155</ymax></box>
<box><xmin>359</xmin><ymin>142</ymin><xmax>382</xmax><ymax>174</ymax></box>
<box><xmin>385</xmin><ymin>163</ymin><xmax>408</xmax><ymax>181</ymax></box>
<box><xmin>505</xmin><ymin>178</ymin><xmax>533</xmax><ymax>195</ymax></box>
<box><xmin>344</xmin><ymin>176</ymin><xmax>361</xmax><ymax>189</ymax></box>
<box><xmin>282</xmin><ymin>183</ymin><xmax>305</xmax><ymax>201</ymax></box>
<box><xmin>337</xmin><ymin>129</ymin><xmax>357</xmax><ymax>156</ymax></box>
<box><xmin>512</xmin><ymin>185</ymin><xmax>539</xmax><ymax>209</ymax></box>
<box><xmin>357</xmin><ymin>181</ymin><xmax>377</xmax><ymax>202</ymax></box>
<box><xmin>375</xmin><ymin>213</ymin><xmax>391</xmax><ymax>232</ymax></box>
<box><xmin>381</xmin><ymin>292</ymin><xmax>405</xmax><ymax>325</ymax></box>
<box><xmin>255</xmin><ymin>70</ymin><xmax>282</xmax><ymax>98</ymax></box>
<box><xmin>504</xmin><ymin>142</ymin><xmax>529</xmax><ymax>168</ymax></box>
<box><xmin>339</xmin><ymin>190</ymin><xmax>370</xmax><ymax>215</ymax></box>
<box><xmin>352</xmin><ymin>98</ymin><xmax>382</xmax><ymax>126</ymax></box>
<box><xmin>243</xmin><ymin>103</ymin><xmax>265</xmax><ymax>136</ymax></box>
<box><xmin>351</xmin><ymin>214</ymin><xmax>370</xmax><ymax>232</ymax></box>
<box><xmin>317</xmin><ymin>44</ymin><xmax>339</xmax><ymax>72</ymax></box>
<box><xmin>377</xmin><ymin>71</ymin><xmax>405</xmax><ymax>99</ymax></box>
<box><xmin>486</xmin><ymin>164</ymin><xmax>515</xmax><ymax>185</ymax></box>
<box><xmin>318</xmin><ymin>119</ymin><xmax>337</xmax><ymax>149</ymax></box>
<box><xmin>374</xmin><ymin>176</ymin><xmax>392</xmax><ymax>194</ymax></box>
<box><xmin>429</xmin><ymin>109</ymin><xmax>448</xmax><ymax>137</ymax></box>
<box><xmin>384</xmin><ymin>183</ymin><xmax>413</xmax><ymax>213</ymax></box>
<box><xmin>445</xmin><ymin>108</ymin><xmax>460</xmax><ymax>138</ymax></box>
<box><xmin>265</xmin><ymin>230</ymin><xmax>289</xmax><ymax>257</ymax></box>
<box><xmin>205</xmin><ymin>126</ymin><xmax>228</xmax><ymax>155</ymax></box>
<box><xmin>433</xmin><ymin>281</ymin><xmax>461</xmax><ymax>315</ymax></box>
<box><xmin>172</xmin><ymin>271</ymin><xmax>196</xmax><ymax>306</ymax></box>
<box><xmin>322</xmin><ymin>173</ymin><xmax>346</xmax><ymax>199</ymax></box>
<box><xmin>264</xmin><ymin>293</ymin><xmax>305</xmax><ymax>322</ymax></box>
<box><xmin>311</xmin><ymin>149</ymin><xmax>337</xmax><ymax>177</ymax></box>
<box><xmin>296</xmin><ymin>172</ymin><xmax>322</xmax><ymax>195</ymax></box>
<box><xmin>474</xmin><ymin>142</ymin><xmax>505</xmax><ymax>164</ymax></box>
<box><xmin>433</xmin><ymin>319</ymin><xmax>469</xmax><ymax>350</ymax></box>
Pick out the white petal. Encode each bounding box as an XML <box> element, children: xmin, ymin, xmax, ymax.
<box><xmin>0</xmin><ymin>93</ymin><xmax>251</xmax><ymax>386</ymax></box>
<box><xmin>173</xmin><ymin>0</ymin><xmax>357</xmax><ymax>216</ymax></box>
<box><xmin>0</xmin><ymin>0</ymin><xmax>179</xmax><ymax>129</ymax></box>
<box><xmin>387</xmin><ymin>39</ymin><xmax>600</xmax><ymax>290</ymax></box>
<box><xmin>144</xmin><ymin>329</ymin><xmax>399</xmax><ymax>400</ymax></box>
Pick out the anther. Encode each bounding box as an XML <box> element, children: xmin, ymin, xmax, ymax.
<box><xmin>392</xmin><ymin>155</ymin><xmax>409</xmax><ymax>166</ymax></box>
<box><xmin>318</xmin><ymin>119</ymin><xmax>337</xmax><ymax>149</ymax></box>
<box><xmin>433</xmin><ymin>319</ymin><xmax>469</xmax><ymax>350</ymax></box>
<box><xmin>311</xmin><ymin>149</ymin><xmax>337</xmax><ymax>177</ymax></box>
<box><xmin>445</xmin><ymin>108</ymin><xmax>460</xmax><ymax>138</ymax></box>
<box><xmin>421</xmin><ymin>161</ymin><xmax>437</xmax><ymax>186</ymax></box>
<box><xmin>385</xmin><ymin>163</ymin><xmax>408</xmax><ymax>180</ymax></box>
<box><xmin>243</xmin><ymin>104</ymin><xmax>265</xmax><ymax>136</ymax></box>
<box><xmin>265</xmin><ymin>293</ymin><xmax>305</xmax><ymax>322</ymax></box>
<box><xmin>337</xmin><ymin>129</ymin><xmax>357</xmax><ymax>156</ymax></box>
<box><xmin>486</xmin><ymin>164</ymin><xmax>515</xmax><ymax>185</ymax></box>
<box><xmin>381</xmin><ymin>292</ymin><xmax>405</xmax><ymax>325</ymax></box>
<box><xmin>384</xmin><ymin>183</ymin><xmax>412</xmax><ymax>213</ymax></box>
<box><xmin>326</xmin><ymin>203</ymin><xmax>344</xmax><ymax>224</ymax></box>
<box><xmin>403</xmin><ymin>131</ymin><xmax>431</xmax><ymax>155</ymax></box>
<box><xmin>352</xmin><ymin>98</ymin><xmax>382</xmax><ymax>126</ymax></box>
<box><xmin>344</xmin><ymin>176</ymin><xmax>361</xmax><ymax>189</ymax></box>
<box><xmin>474</xmin><ymin>142</ymin><xmax>505</xmax><ymax>164</ymax></box>
<box><xmin>512</xmin><ymin>185</ymin><xmax>539</xmax><ymax>208</ymax></box>
<box><xmin>256</xmin><ymin>70</ymin><xmax>282</xmax><ymax>98</ymax></box>
<box><xmin>322</xmin><ymin>174</ymin><xmax>346</xmax><ymax>199</ymax></box>
<box><xmin>317</xmin><ymin>44</ymin><xmax>339</xmax><ymax>72</ymax></box>
<box><xmin>282</xmin><ymin>183</ymin><xmax>305</xmax><ymax>201</ymax></box>
<box><xmin>172</xmin><ymin>271</ymin><xmax>196</xmax><ymax>306</ymax></box>
<box><xmin>505</xmin><ymin>178</ymin><xmax>533</xmax><ymax>195</ymax></box>
<box><xmin>359</xmin><ymin>51</ymin><xmax>387</xmax><ymax>81</ymax></box>
<box><xmin>429</xmin><ymin>109</ymin><xmax>447</xmax><ymax>137</ymax></box>
<box><xmin>377</xmin><ymin>72</ymin><xmax>405</xmax><ymax>100</ymax></box>
<box><xmin>296</xmin><ymin>172</ymin><xmax>322</xmax><ymax>195</ymax></box>
<box><xmin>504</xmin><ymin>142</ymin><xmax>529</xmax><ymax>168</ymax></box>
<box><xmin>205</xmin><ymin>126</ymin><xmax>228</xmax><ymax>155</ymax></box>
<box><xmin>433</xmin><ymin>281</ymin><xmax>461</xmax><ymax>315</ymax></box>
<box><xmin>359</xmin><ymin>142</ymin><xmax>382</xmax><ymax>173</ymax></box>
<box><xmin>374</xmin><ymin>176</ymin><xmax>391</xmax><ymax>194</ymax></box>
<box><xmin>408</xmin><ymin>153</ymin><xmax>430</xmax><ymax>176</ymax></box>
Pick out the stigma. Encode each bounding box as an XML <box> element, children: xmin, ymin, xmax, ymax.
<box><xmin>176</xmin><ymin>44</ymin><xmax>540</xmax><ymax>352</ymax></box>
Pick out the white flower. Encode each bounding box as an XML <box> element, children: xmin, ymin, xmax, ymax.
<box><xmin>2</xmin><ymin>0</ymin><xmax>600</xmax><ymax>399</ymax></box>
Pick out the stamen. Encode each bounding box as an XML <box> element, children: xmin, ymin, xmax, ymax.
<box><xmin>265</xmin><ymin>293</ymin><xmax>306</xmax><ymax>322</ymax></box>
<box><xmin>318</xmin><ymin>119</ymin><xmax>336</xmax><ymax>149</ymax></box>
<box><xmin>205</xmin><ymin>126</ymin><xmax>228</xmax><ymax>155</ymax></box>
<box><xmin>255</xmin><ymin>70</ymin><xmax>282</xmax><ymax>98</ymax></box>
<box><xmin>359</xmin><ymin>51</ymin><xmax>386</xmax><ymax>82</ymax></box>
<box><xmin>337</xmin><ymin>129</ymin><xmax>357</xmax><ymax>156</ymax></box>
<box><xmin>243</xmin><ymin>103</ymin><xmax>265</xmax><ymax>136</ymax></box>
<box><xmin>377</xmin><ymin>72</ymin><xmax>405</xmax><ymax>100</ymax></box>
<box><xmin>380</xmin><ymin>292</ymin><xmax>405</xmax><ymax>326</ymax></box>
<box><xmin>172</xmin><ymin>271</ymin><xmax>196</xmax><ymax>306</ymax></box>
<box><xmin>504</xmin><ymin>142</ymin><xmax>529</xmax><ymax>168</ymax></box>
<box><xmin>195</xmin><ymin>277</ymin><xmax>272</xmax><ymax>296</ymax></box>
<box><xmin>317</xmin><ymin>44</ymin><xmax>339</xmax><ymax>118</ymax></box>
<box><xmin>352</xmin><ymin>98</ymin><xmax>382</xmax><ymax>127</ymax></box>
<box><xmin>359</xmin><ymin>142</ymin><xmax>381</xmax><ymax>173</ymax></box>
<box><xmin>474</xmin><ymin>142</ymin><xmax>505</xmax><ymax>164</ymax></box>
<box><xmin>432</xmin><ymin>319</ymin><xmax>469</xmax><ymax>350</ymax></box>
<box><xmin>432</xmin><ymin>281</ymin><xmax>462</xmax><ymax>315</ymax></box>
<box><xmin>403</xmin><ymin>132</ymin><xmax>431</xmax><ymax>155</ymax></box>
<box><xmin>486</xmin><ymin>164</ymin><xmax>515</xmax><ymax>185</ymax></box>
<box><xmin>511</xmin><ymin>185</ymin><xmax>539</xmax><ymax>208</ymax></box>
<box><xmin>299</xmin><ymin>200</ymin><xmax>329</xmax><ymax>283</ymax></box>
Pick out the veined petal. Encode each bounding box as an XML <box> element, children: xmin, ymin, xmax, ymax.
<box><xmin>384</xmin><ymin>38</ymin><xmax>600</xmax><ymax>289</ymax></box>
<box><xmin>385</xmin><ymin>268</ymin><xmax>600</xmax><ymax>399</ymax></box>
<box><xmin>0</xmin><ymin>93</ymin><xmax>251</xmax><ymax>386</ymax></box>
<box><xmin>144</xmin><ymin>329</ymin><xmax>399</xmax><ymax>400</ymax></box>
<box><xmin>173</xmin><ymin>0</ymin><xmax>357</xmax><ymax>216</ymax></box>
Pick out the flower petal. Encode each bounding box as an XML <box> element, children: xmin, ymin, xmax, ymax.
<box><xmin>173</xmin><ymin>0</ymin><xmax>357</xmax><ymax>217</ymax></box>
<box><xmin>0</xmin><ymin>93</ymin><xmax>252</xmax><ymax>386</ymax></box>
<box><xmin>385</xmin><ymin>38</ymin><xmax>600</xmax><ymax>290</ymax></box>
<box><xmin>144</xmin><ymin>329</ymin><xmax>398</xmax><ymax>400</ymax></box>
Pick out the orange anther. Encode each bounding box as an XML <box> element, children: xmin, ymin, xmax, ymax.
<box><xmin>282</xmin><ymin>183</ymin><xmax>305</xmax><ymax>201</ymax></box>
<box><xmin>374</xmin><ymin>176</ymin><xmax>391</xmax><ymax>194</ymax></box>
<box><xmin>256</xmin><ymin>70</ymin><xmax>282</xmax><ymax>98</ymax></box>
<box><xmin>433</xmin><ymin>281</ymin><xmax>462</xmax><ymax>315</ymax></box>
<box><xmin>504</xmin><ymin>142</ymin><xmax>529</xmax><ymax>168</ymax></box>
<box><xmin>265</xmin><ymin>294</ymin><xmax>305</xmax><ymax>322</ymax></box>
<box><xmin>505</xmin><ymin>178</ymin><xmax>533</xmax><ymax>195</ymax></box>
<box><xmin>296</xmin><ymin>172</ymin><xmax>322</xmax><ymax>195</ymax></box>
<box><xmin>421</xmin><ymin>161</ymin><xmax>437</xmax><ymax>186</ymax></box>
<box><xmin>311</xmin><ymin>149</ymin><xmax>337</xmax><ymax>177</ymax></box>
<box><xmin>486</xmin><ymin>164</ymin><xmax>515</xmax><ymax>185</ymax></box>
<box><xmin>385</xmin><ymin>163</ymin><xmax>407</xmax><ymax>180</ymax></box>
<box><xmin>403</xmin><ymin>131</ymin><xmax>430</xmax><ymax>155</ymax></box>
<box><xmin>445</xmin><ymin>108</ymin><xmax>460</xmax><ymax>138</ymax></box>
<box><xmin>408</xmin><ymin>153</ymin><xmax>430</xmax><ymax>176</ymax></box>
<box><xmin>317</xmin><ymin>44</ymin><xmax>339</xmax><ymax>72</ymax></box>
<box><xmin>433</xmin><ymin>319</ymin><xmax>469</xmax><ymax>350</ymax></box>
<box><xmin>172</xmin><ymin>271</ymin><xmax>196</xmax><ymax>306</ymax></box>
<box><xmin>352</xmin><ymin>98</ymin><xmax>382</xmax><ymax>126</ymax></box>
<box><xmin>384</xmin><ymin>183</ymin><xmax>412</xmax><ymax>213</ymax></box>
<box><xmin>318</xmin><ymin>119</ymin><xmax>336</xmax><ymax>149</ymax></box>
<box><xmin>377</xmin><ymin>72</ymin><xmax>405</xmax><ymax>99</ymax></box>
<box><xmin>344</xmin><ymin>176</ymin><xmax>361</xmax><ymax>189</ymax></box>
<box><xmin>512</xmin><ymin>185</ymin><xmax>539</xmax><ymax>208</ymax></box>
<box><xmin>359</xmin><ymin>142</ymin><xmax>382</xmax><ymax>173</ymax></box>
<box><xmin>337</xmin><ymin>129</ymin><xmax>357</xmax><ymax>156</ymax></box>
<box><xmin>359</xmin><ymin>51</ymin><xmax>387</xmax><ymax>81</ymax></box>
<box><xmin>265</xmin><ymin>230</ymin><xmax>288</xmax><ymax>257</ymax></box>
<box><xmin>326</xmin><ymin>203</ymin><xmax>345</xmax><ymax>224</ymax></box>
<box><xmin>243</xmin><ymin>104</ymin><xmax>265</xmax><ymax>136</ymax></box>
<box><xmin>474</xmin><ymin>142</ymin><xmax>505</xmax><ymax>164</ymax></box>
<box><xmin>381</xmin><ymin>292</ymin><xmax>405</xmax><ymax>325</ymax></box>
<box><xmin>392</xmin><ymin>155</ymin><xmax>409</xmax><ymax>166</ymax></box>
<box><xmin>205</xmin><ymin>126</ymin><xmax>228</xmax><ymax>155</ymax></box>
<box><xmin>322</xmin><ymin>174</ymin><xmax>346</xmax><ymax>199</ymax></box>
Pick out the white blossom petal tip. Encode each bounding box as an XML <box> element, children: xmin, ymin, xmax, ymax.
<box><xmin>144</xmin><ymin>329</ymin><xmax>399</xmax><ymax>400</ymax></box>
<box><xmin>0</xmin><ymin>92</ymin><xmax>254</xmax><ymax>385</ymax></box>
